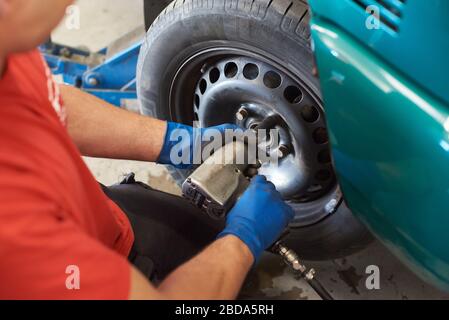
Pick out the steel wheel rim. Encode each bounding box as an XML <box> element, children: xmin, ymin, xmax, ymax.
<box><xmin>168</xmin><ymin>45</ymin><xmax>342</xmax><ymax>226</ymax></box>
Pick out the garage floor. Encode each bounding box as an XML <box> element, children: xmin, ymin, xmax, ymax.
<box><xmin>54</xmin><ymin>0</ymin><xmax>449</xmax><ymax>299</ymax></box>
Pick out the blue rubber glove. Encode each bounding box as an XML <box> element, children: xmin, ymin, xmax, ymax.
<box><xmin>157</xmin><ymin>122</ymin><xmax>240</xmax><ymax>169</ymax></box>
<box><xmin>218</xmin><ymin>175</ymin><xmax>295</xmax><ymax>263</ymax></box>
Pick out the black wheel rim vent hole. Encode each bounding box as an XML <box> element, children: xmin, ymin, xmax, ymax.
<box><xmin>194</xmin><ymin>94</ymin><xmax>200</xmax><ymax>108</ymax></box>
<box><xmin>316</xmin><ymin>170</ymin><xmax>331</xmax><ymax>181</ymax></box>
<box><xmin>263</xmin><ymin>71</ymin><xmax>282</xmax><ymax>88</ymax></box>
<box><xmin>224</xmin><ymin>62</ymin><xmax>238</xmax><ymax>78</ymax></box>
<box><xmin>301</xmin><ymin>105</ymin><xmax>320</xmax><ymax>123</ymax></box>
<box><xmin>313</xmin><ymin>127</ymin><xmax>329</xmax><ymax>144</ymax></box>
<box><xmin>209</xmin><ymin>68</ymin><xmax>220</xmax><ymax>83</ymax></box>
<box><xmin>284</xmin><ymin>86</ymin><xmax>303</xmax><ymax>104</ymax></box>
<box><xmin>318</xmin><ymin>149</ymin><xmax>331</xmax><ymax>164</ymax></box>
<box><xmin>199</xmin><ymin>79</ymin><xmax>207</xmax><ymax>94</ymax></box>
<box><xmin>243</xmin><ymin>63</ymin><xmax>259</xmax><ymax>80</ymax></box>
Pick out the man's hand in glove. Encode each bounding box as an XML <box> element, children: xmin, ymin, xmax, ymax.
<box><xmin>218</xmin><ymin>175</ymin><xmax>295</xmax><ymax>263</ymax></box>
<box><xmin>157</xmin><ymin>122</ymin><xmax>240</xmax><ymax>169</ymax></box>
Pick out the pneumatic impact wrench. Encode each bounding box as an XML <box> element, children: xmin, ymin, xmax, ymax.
<box><xmin>181</xmin><ymin>115</ymin><xmax>333</xmax><ymax>300</ymax></box>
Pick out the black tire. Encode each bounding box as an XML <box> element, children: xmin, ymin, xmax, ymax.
<box><xmin>137</xmin><ymin>0</ymin><xmax>373</xmax><ymax>260</ymax></box>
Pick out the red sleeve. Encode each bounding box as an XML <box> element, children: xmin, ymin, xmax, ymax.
<box><xmin>0</xmin><ymin>176</ymin><xmax>131</xmax><ymax>299</ymax></box>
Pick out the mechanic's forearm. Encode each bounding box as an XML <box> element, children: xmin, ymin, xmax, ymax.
<box><xmin>60</xmin><ymin>84</ymin><xmax>167</xmax><ymax>161</ymax></box>
<box><xmin>159</xmin><ymin>235</ymin><xmax>253</xmax><ymax>300</ymax></box>
<box><xmin>130</xmin><ymin>235</ymin><xmax>253</xmax><ymax>300</ymax></box>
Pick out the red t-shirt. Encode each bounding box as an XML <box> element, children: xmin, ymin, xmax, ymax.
<box><xmin>0</xmin><ymin>49</ymin><xmax>134</xmax><ymax>299</ymax></box>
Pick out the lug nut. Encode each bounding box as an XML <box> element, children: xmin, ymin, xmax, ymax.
<box><xmin>236</xmin><ymin>108</ymin><xmax>249</xmax><ymax>121</ymax></box>
<box><xmin>277</xmin><ymin>144</ymin><xmax>290</xmax><ymax>159</ymax></box>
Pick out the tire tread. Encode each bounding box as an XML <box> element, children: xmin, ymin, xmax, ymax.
<box><xmin>146</xmin><ymin>0</ymin><xmax>311</xmax><ymax>45</ymax></box>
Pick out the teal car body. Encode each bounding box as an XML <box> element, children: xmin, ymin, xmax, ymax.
<box><xmin>308</xmin><ymin>0</ymin><xmax>449</xmax><ymax>289</ymax></box>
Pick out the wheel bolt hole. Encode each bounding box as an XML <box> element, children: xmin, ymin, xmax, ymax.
<box><xmin>209</xmin><ymin>68</ymin><xmax>220</xmax><ymax>83</ymax></box>
<box><xmin>243</xmin><ymin>63</ymin><xmax>259</xmax><ymax>80</ymax></box>
<box><xmin>301</xmin><ymin>105</ymin><xmax>320</xmax><ymax>123</ymax></box>
<box><xmin>224</xmin><ymin>62</ymin><xmax>238</xmax><ymax>78</ymax></box>
<box><xmin>199</xmin><ymin>79</ymin><xmax>207</xmax><ymax>94</ymax></box>
<box><xmin>284</xmin><ymin>86</ymin><xmax>303</xmax><ymax>104</ymax></box>
<box><xmin>316</xmin><ymin>170</ymin><xmax>331</xmax><ymax>181</ymax></box>
<box><xmin>317</xmin><ymin>149</ymin><xmax>331</xmax><ymax>164</ymax></box>
<box><xmin>263</xmin><ymin>71</ymin><xmax>282</xmax><ymax>89</ymax></box>
<box><xmin>313</xmin><ymin>127</ymin><xmax>329</xmax><ymax>144</ymax></box>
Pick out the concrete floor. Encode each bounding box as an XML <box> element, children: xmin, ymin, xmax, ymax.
<box><xmin>54</xmin><ymin>0</ymin><xmax>449</xmax><ymax>299</ymax></box>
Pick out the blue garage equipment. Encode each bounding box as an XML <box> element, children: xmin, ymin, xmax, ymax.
<box><xmin>40</xmin><ymin>38</ymin><xmax>141</xmax><ymax>107</ymax></box>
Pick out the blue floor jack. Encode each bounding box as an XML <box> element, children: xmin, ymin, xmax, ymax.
<box><xmin>40</xmin><ymin>33</ymin><xmax>142</xmax><ymax>108</ymax></box>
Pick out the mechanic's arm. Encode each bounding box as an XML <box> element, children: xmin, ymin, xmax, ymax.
<box><xmin>131</xmin><ymin>235</ymin><xmax>253</xmax><ymax>300</ymax></box>
<box><xmin>130</xmin><ymin>176</ymin><xmax>295</xmax><ymax>300</ymax></box>
<box><xmin>60</xmin><ymin>85</ymin><xmax>237</xmax><ymax>166</ymax></box>
<box><xmin>60</xmin><ymin>84</ymin><xmax>167</xmax><ymax>162</ymax></box>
